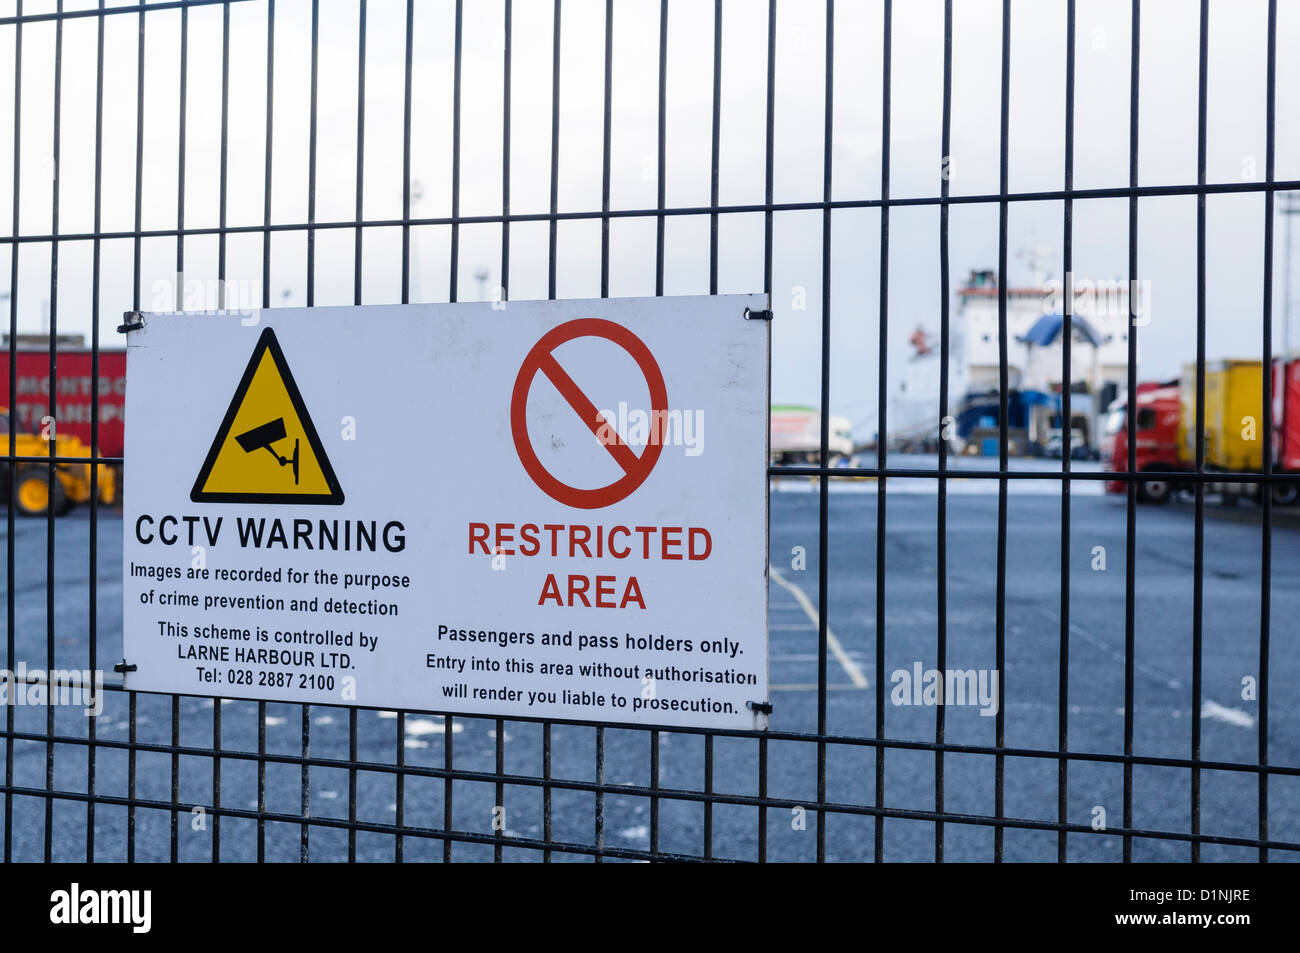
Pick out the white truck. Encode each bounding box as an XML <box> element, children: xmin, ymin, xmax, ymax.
<box><xmin>771</xmin><ymin>405</ymin><xmax>854</xmax><ymax>465</ymax></box>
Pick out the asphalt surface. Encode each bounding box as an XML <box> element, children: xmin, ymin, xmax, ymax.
<box><xmin>1</xmin><ymin>477</ymin><xmax>1298</xmax><ymax>862</ymax></box>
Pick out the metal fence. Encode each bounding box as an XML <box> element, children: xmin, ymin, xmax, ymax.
<box><xmin>0</xmin><ymin>0</ymin><xmax>1298</xmax><ymax>862</ymax></box>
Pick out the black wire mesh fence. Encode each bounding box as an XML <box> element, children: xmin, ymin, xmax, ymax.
<box><xmin>0</xmin><ymin>0</ymin><xmax>1297</xmax><ymax>862</ymax></box>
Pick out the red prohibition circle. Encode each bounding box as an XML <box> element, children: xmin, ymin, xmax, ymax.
<box><xmin>511</xmin><ymin>318</ymin><xmax>669</xmax><ymax>509</ymax></box>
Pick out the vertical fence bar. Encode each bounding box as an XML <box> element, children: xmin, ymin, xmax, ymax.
<box><xmin>213</xmin><ymin>701</ymin><xmax>222</xmax><ymax>862</ymax></box>
<box><xmin>703</xmin><ymin>735</ymin><xmax>713</xmax><ymax>860</ymax></box>
<box><xmin>817</xmin><ymin>0</ymin><xmax>834</xmax><ymax>864</ymax></box>
<box><xmin>494</xmin><ymin>717</ymin><xmax>504</xmax><ymax>862</ymax></box>
<box><xmin>593</xmin><ymin>0</ymin><xmax>613</xmax><ymax>865</ymax></box>
<box><xmin>396</xmin><ymin>0</ymin><xmax>414</xmax><ymax>866</ymax></box>
<box><xmin>306</xmin><ymin>0</ymin><xmax>318</xmax><ymax>309</ymax></box>
<box><xmin>873</xmin><ymin>0</ymin><xmax>891</xmax><ymax>865</ymax></box>
<box><xmin>3</xmin><ymin>0</ymin><xmax>18</xmax><ymax>867</ymax></box>
<box><xmin>301</xmin><ymin>0</ymin><xmax>319</xmax><ymax>864</ymax></box>
<box><xmin>401</xmin><ymin>0</ymin><xmax>413</xmax><ymax>308</ymax></box>
<box><xmin>1258</xmin><ymin>0</ymin><xmax>1277</xmax><ymax>864</ymax></box>
<box><xmin>214</xmin><ymin>0</ymin><xmax>230</xmax><ymax>861</ymax></box>
<box><xmin>1057</xmin><ymin>0</ymin><xmax>1076</xmax><ymax>864</ymax></box>
<box><xmin>993</xmin><ymin>0</ymin><xmax>1011</xmax><ymax>863</ymax></box>
<box><xmin>43</xmin><ymin>0</ymin><xmax>62</xmax><ymax>865</ymax></box>
<box><xmin>257</xmin><ymin>700</ymin><xmax>266</xmax><ymax>860</ymax></box>
<box><xmin>177</xmin><ymin>0</ymin><xmax>188</xmax><ymax>302</ymax></box>
<box><xmin>170</xmin><ymin>696</ymin><xmax>180</xmax><ymax>861</ymax></box>
<box><xmin>594</xmin><ymin>724</ymin><xmax>604</xmax><ymax>861</ymax></box>
<box><xmin>449</xmin><ymin>0</ymin><xmax>462</xmax><ymax>305</ymax></box>
<box><xmin>347</xmin><ymin>708</ymin><xmax>357</xmax><ymax>862</ymax></box>
<box><xmin>218</xmin><ymin>0</ymin><xmax>230</xmax><ymax>308</ymax></box>
<box><xmin>654</xmin><ymin>0</ymin><xmax>666</xmax><ymax>300</ymax></box>
<box><xmin>395</xmin><ymin>710</ymin><xmax>405</xmax><ymax>862</ymax></box>
<box><xmin>87</xmin><ymin>0</ymin><xmax>106</xmax><ymax>863</ymax></box>
<box><xmin>500</xmin><ymin>0</ymin><xmax>511</xmax><ymax>304</ymax></box>
<box><xmin>758</xmin><ymin>0</ymin><xmax>775</xmax><ymax>866</ymax></box>
<box><xmin>169</xmin><ymin>0</ymin><xmax>188</xmax><ymax>866</ymax></box>
<box><xmin>38</xmin><ymin>0</ymin><xmax>60</xmax><ymax>862</ymax></box>
<box><xmin>543</xmin><ymin>722</ymin><xmax>553</xmax><ymax>862</ymax></box>
<box><xmin>1122</xmin><ymin>0</ymin><xmax>1141</xmax><ymax>864</ymax></box>
<box><xmin>599</xmin><ymin>0</ymin><xmax>611</xmax><ymax>300</ymax></box>
<box><xmin>128</xmin><ymin>693</ymin><xmax>137</xmax><ymax>861</ymax></box>
<box><xmin>443</xmin><ymin>712</ymin><xmax>453</xmax><ymax>862</ymax></box>
<box><xmin>709</xmin><ymin>0</ymin><xmax>721</xmax><ymax>299</ymax></box>
<box><xmin>258</xmin><ymin>0</ymin><xmax>277</xmax><ymax>865</ymax></box>
<box><xmin>704</xmin><ymin>0</ymin><xmax>722</xmax><ymax>862</ymax></box>
<box><xmin>348</xmin><ymin>0</ymin><xmax>366</xmax><ymax>866</ymax></box>
<box><xmin>264</xmin><ymin>0</ymin><xmax>276</xmax><ymax>314</ymax></box>
<box><xmin>353</xmin><ymin>0</ymin><xmax>365</xmax><ymax>309</ymax></box>
<box><xmin>544</xmin><ymin>0</ymin><xmax>561</xmax><ymax>866</ymax></box>
<box><xmin>298</xmin><ymin>705</ymin><xmax>308</xmax><ymax>862</ymax></box>
<box><xmin>128</xmin><ymin>1</ymin><xmax>145</xmax><ymax>864</ymax></box>
<box><xmin>547</xmin><ymin>0</ymin><xmax>560</xmax><ymax>303</ymax></box>
<box><xmin>1190</xmin><ymin>0</ymin><xmax>1207</xmax><ymax>864</ymax></box>
<box><xmin>935</xmin><ymin>0</ymin><xmax>951</xmax><ymax>865</ymax></box>
<box><xmin>650</xmin><ymin>0</ymin><xmax>665</xmax><ymax>860</ymax></box>
<box><xmin>495</xmin><ymin>0</ymin><xmax>513</xmax><ymax>865</ymax></box>
<box><xmin>649</xmin><ymin>730</ymin><xmax>659</xmax><ymax>857</ymax></box>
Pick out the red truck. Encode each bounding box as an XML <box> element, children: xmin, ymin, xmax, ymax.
<box><xmin>1103</xmin><ymin>379</ymin><xmax>1188</xmax><ymax>503</ymax></box>
<box><xmin>1106</xmin><ymin>359</ymin><xmax>1300</xmax><ymax>505</ymax></box>
<box><xmin>1273</xmin><ymin>358</ymin><xmax>1300</xmax><ymax>505</ymax></box>
<box><xmin>0</xmin><ymin>348</ymin><xmax>126</xmax><ymax>458</ymax></box>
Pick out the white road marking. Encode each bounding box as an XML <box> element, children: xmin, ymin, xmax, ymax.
<box><xmin>1200</xmin><ymin>700</ymin><xmax>1255</xmax><ymax>728</ymax></box>
<box><xmin>1069</xmin><ymin>622</ymin><xmax>1252</xmax><ymax>728</ymax></box>
<box><xmin>405</xmin><ymin>717</ymin><xmax>464</xmax><ymax>735</ymax></box>
<box><xmin>769</xmin><ymin>568</ymin><xmax>869</xmax><ymax>688</ymax></box>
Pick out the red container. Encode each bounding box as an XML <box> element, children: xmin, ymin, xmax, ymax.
<box><xmin>0</xmin><ymin>349</ymin><xmax>126</xmax><ymax>458</ymax></box>
<box><xmin>1272</xmin><ymin>358</ymin><xmax>1300</xmax><ymax>472</ymax></box>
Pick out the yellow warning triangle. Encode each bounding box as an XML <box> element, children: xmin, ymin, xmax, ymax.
<box><xmin>191</xmin><ymin>327</ymin><xmax>344</xmax><ymax>505</ymax></box>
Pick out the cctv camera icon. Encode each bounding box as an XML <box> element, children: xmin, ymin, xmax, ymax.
<box><xmin>235</xmin><ymin>417</ymin><xmax>300</xmax><ymax>484</ymax></box>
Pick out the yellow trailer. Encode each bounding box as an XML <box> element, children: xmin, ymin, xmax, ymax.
<box><xmin>1177</xmin><ymin>360</ymin><xmax>1264</xmax><ymax>472</ymax></box>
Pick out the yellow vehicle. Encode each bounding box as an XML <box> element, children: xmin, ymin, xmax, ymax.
<box><xmin>0</xmin><ymin>408</ymin><xmax>117</xmax><ymax>516</ymax></box>
<box><xmin>1177</xmin><ymin>360</ymin><xmax>1264</xmax><ymax>472</ymax></box>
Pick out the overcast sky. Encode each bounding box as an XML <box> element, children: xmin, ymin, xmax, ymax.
<box><xmin>1</xmin><ymin>0</ymin><xmax>1298</xmax><ymax>438</ymax></box>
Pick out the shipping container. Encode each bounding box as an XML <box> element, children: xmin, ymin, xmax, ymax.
<box><xmin>1273</xmin><ymin>358</ymin><xmax>1300</xmax><ymax>473</ymax></box>
<box><xmin>1177</xmin><ymin>359</ymin><xmax>1263</xmax><ymax>472</ymax></box>
<box><xmin>0</xmin><ymin>349</ymin><xmax>126</xmax><ymax>458</ymax></box>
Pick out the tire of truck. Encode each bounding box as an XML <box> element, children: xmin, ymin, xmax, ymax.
<box><xmin>1271</xmin><ymin>482</ymin><xmax>1299</xmax><ymax>506</ymax></box>
<box><xmin>1136</xmin><ymin>477</ymin><xmax>1171</xmax><ymax>504</ymax></box>
<box><xmin>53</xmin><ymin>475</ymin><xmax>75</xmax><ymax>516</ymax></box>
<box><xmin>12</xmin><ymin>466</ymin><xmax>66</xmax><ymax>517</ymax></box>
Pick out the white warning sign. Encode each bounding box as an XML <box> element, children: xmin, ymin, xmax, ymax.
<box><xmin>122</xmin><ymin>295</ymin><xmax>770</xmax><ymax>729</ymax></box>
